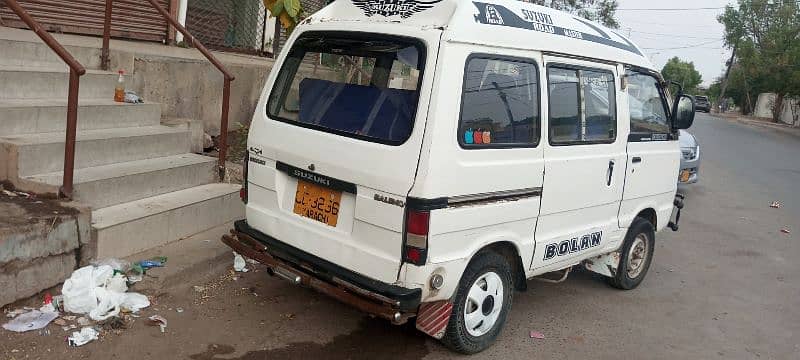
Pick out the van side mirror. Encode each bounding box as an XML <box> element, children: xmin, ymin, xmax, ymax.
<box><xmin>672</xmin><ymin>94</ymin><xmax>695</xmax><ymax>129</ymax></box>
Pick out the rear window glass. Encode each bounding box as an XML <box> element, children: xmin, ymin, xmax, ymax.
<box><xmin>459</xmin><ymin>56</ymin><xmax>540</xmax><ymax>148</ymax></box>
<box><xmin>267</xmin><ymin>33</ymin><xmax>424</xmax><ymax>145</ymax></box>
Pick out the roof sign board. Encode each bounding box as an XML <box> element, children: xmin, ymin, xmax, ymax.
<box><xmin>471</xmin><ymin>2</ymin><xmax>642</xmax><ymax>56</ymax></box>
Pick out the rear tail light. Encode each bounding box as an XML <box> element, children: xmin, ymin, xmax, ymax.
<box><xmin>403</xmin><ymin>209</ymin><xmax>429</xmax><ymax>265</ymax></box>
<box><xmin>240</xmin><ymin>151</ymin><xmax>249</xmax><ymax>204</ymax></box>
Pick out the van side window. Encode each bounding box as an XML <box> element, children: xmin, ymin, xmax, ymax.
<box><xmin>548</xmin><ymin>66</ymin><xmax>616</xmax><ymax>145</ymax></box>
<box><xmin>458</xmin><ymin>56</ymin><xmax>540</xmax><ymax>148</ymax></box>
<box><xmin>626</xmin><ymin>71</ymin><xmax>670</xmax><ymax>134</ymax></box>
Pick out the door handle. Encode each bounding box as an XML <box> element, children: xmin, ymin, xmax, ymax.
<box><xmin>607</xmin><ymin>160</ymin><xmax>615</xmax><ymax>186</ymax></box>
<box><xmin>632</xmin><ymin>156</ymin><xmax>642</xmax><ymax>164</ymax></box>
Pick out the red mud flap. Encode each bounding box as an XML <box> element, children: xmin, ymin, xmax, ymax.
<box><xmin>415</xmin><ymin>301</ymin><xmax>453</xmax><ymax>339</ymax></box>
<box><xmin>221</xmin><ymin>230</ymin><xmax>417</xmax><ymax>324</ymax></box>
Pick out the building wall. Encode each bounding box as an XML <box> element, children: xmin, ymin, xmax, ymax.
<box><xmin>754</xmin><ymin>93</ymin><xmax>800</xmax><ymax>126</ymax></box>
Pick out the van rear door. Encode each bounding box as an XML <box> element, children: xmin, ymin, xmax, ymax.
<box><xmin>245</xmin><ymin>30</ymin><xmax>437</xmax><ymax>283</ymax></box>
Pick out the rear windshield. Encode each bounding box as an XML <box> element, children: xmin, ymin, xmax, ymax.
<box><xmin>267</xmin><ymin>32</ymin><xmax>425</xmax><ymax>145</ymax></box>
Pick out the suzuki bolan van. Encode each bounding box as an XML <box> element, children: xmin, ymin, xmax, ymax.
<box><xmin>222</xmin><ymin>0</ymin><xmax>695</xmax><ymax>354</ymax></box>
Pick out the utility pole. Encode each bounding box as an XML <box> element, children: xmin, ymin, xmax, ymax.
<box><xmin>718</xmin><ymin>43</ymin><xmax>737</xmax><ymax>112</ymax></box>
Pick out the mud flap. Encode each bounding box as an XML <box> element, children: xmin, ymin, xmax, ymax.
<box><xmin>584</xmin><ymin>251</ymin><xmax>621</xmax><ymax>277</ymax></box>
<box><xmin>415</xmin><ymin>301</ymin><xmax>453</xmax><ymax>339</ymax></box>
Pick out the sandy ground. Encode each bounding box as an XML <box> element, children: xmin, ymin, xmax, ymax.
<box><xmin>2</xmin><ymin>113</ymin><xmax>799</xmax><ymax>359</ymax></box>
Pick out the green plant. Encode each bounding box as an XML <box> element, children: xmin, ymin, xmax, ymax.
<box><xmin>264</xmin><ymin>0</ymin><xmax>303</xmax><ymax>33</ymax></box>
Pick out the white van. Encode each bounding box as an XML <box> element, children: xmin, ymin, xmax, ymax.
<box><xmin>223</xmin><ymin>0</ymin><xmax>695</xmax><ymax>354</ymax></box>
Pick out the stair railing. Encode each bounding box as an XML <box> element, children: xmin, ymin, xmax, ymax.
<box><xmin>3</xmin><ymin>0</ymin><xmax>86</xmax><ymax>198</ymax></box>
<box><xmin>101</xmin><ymin>0</ymin><xmax>235</xmax><ymax>180</ymax></box>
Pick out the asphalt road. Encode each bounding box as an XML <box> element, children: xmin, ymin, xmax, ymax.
<box><xmin>3</xmin><ymin>113</ymin><xmax>799</xmax><ymax>360</ymax></box>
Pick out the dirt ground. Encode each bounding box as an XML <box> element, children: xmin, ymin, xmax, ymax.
<box><xmin>1</xmin><ymin>263</ymin><xmax>433</xmax><ymax>360</ymax></box>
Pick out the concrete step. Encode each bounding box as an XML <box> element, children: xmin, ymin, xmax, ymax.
<box><xmin>124</xmin><ymin>221</ymin><xmax>236</xmax><ymax>293</ymax></box>
<box><xmin>25</xmin><ymin>154</ymin><xmax>217</xmax><ymax>208</ymax></box>
<box><xmin>0</xmin><ymin>66</ymin><xmax>120</xmax><ymax>100</ymax></box>
<box><xmin>92</xmin><ymin>183</ymin><xmax>244</xmax><ymax>259</ymax></box>
<box><xmin>0</xmin><ymin>37</ymin><xmax>134</xmax><ymax>71</ymax></box>
<box><xmin>0</xmin><ymin>99</ymin><xmax>161</xmax><ymax>136</ymax></box>
<box><xmin>0</xmin><ymin>125</ymin><xmax>190</xmax><ymax>179</ymax></box>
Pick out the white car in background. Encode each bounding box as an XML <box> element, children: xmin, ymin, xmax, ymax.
<box><xmin>679</xmin><ymin>130</ymin><xmax>700</xmax><ymax>184</ymax></box>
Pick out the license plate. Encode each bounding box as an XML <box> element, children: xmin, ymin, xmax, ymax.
<box><xmin>679</xmin><ymin>170</ymin><xmax>691</xmax><ymax>182</ymax></box>
<box><xmin>293</xmin><ymin>180</ymin><xmax>342</xmax><ymax>227</ymax></box>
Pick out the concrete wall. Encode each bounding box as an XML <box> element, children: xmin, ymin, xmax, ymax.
<box><xmin>131</xmin><ymin>54</ymin><xmax>273</xmax><ymax>136</ymax></box>
<box><xmin>753</xmin><ymin>93</ymin><xmax>800</xmax><ymax>126</ymax></box>
<box><xmin>0</xmin><ymin>197</ymin><xmax>91</xmax><ymax>307</ymax></box>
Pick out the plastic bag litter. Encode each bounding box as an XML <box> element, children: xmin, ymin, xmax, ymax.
<box><xmin>89</xmin><ymin>287</ymin><xmax>125</xmax><ymax>321</ymax></box>
<box><xmin>106</xmin><ymin>273</ymin><xmax>128</xmax><ymax>293</ymax></box>
<box><xmin>68</xmin><ymin>327</ymin><xmax>98</xmax><ymax>347</ymax></box>
<box><xmin>121</xmin><ymin>293</ymin><xmax>150</xmax><ymax>313</ymax></box>
<box><xmin>60</xmin><ymin>265</ymin><xmax>149</xmax><ymax>320</ymax></box>
<box><xmin>233</xmin><ymin>252</ymin><xmax>248</xmax><ymax>272</ymax></box>
<box><xmin>62</xmin><ymin>266</ymin><xmax>102</xmax><ymax>314</ymax></box>
<box><xmin>2</xmin><ymin>310</ymin><xmax>59</xmax><ymax>332</ymax></box>
<box><xmin>124</xmin><ymin>91</ymin><xmax>144</xmax><ymax>104</ymax></box>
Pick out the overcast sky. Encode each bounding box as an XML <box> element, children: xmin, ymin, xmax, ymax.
<box><xmin>615</xmin><ymin>0</ymin><xmax>735</xmax><ymax>87</ymax></box>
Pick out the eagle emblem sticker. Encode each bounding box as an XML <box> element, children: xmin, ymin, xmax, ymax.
<box><xmin>352</xmin><ymin>0</ymin><xmax>443</xmax><ymax>18</ymax></box>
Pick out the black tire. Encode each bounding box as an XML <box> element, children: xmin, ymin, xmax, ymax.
<box><xmin>607</xmin><ymin>217</ymin><xmax>655</xmax><ymax>290</ymax></box>
<box><xmin>441</xmin><ymin>251</ymin><xmax>513</xmax><ymax>354</ymax></box>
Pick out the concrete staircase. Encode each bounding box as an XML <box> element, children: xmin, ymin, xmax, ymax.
<box><xmin>0</xmin><ymin>34</ymin><xmax>243</xmax><ymax>259</ymax></box>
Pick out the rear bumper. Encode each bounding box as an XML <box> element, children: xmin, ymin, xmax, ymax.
<box><xmin>222</xmin><ymin>220</ymin><xmax>421</xmax><ymax>324</ymax></box>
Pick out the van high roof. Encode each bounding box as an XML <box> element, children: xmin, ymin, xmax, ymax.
<box><xmin>306</xmin><ymin>0</ymin><xmax>654</xmax><ymax>71</ymax></box>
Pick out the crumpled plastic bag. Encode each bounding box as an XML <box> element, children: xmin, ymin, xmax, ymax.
<box><xmin>124</xmin><ymin>91</ymin><xmax>144</xmax><ymax>104</ymax></box>
<box><xmin>68</xmin><ymin>327</ymin><xmax>98</xmax><ymax>347</ymax></box>
<box><xmin>61</xmin><ymin>265</ymin><xmax>149</xmax><ymax>320</ymax></box>
<box><xmin>89</xmin><ymin>287</ymin><xmax>125</xmax><ymax>321</ymax></box>
<box><xmin>121</xmin><ymin>293</ymin><xmax>150</xmax><ymax>313</ymax></box>
<box><xmin>233</xmin><ymin>252</ymin><xmax>248</xmax><ymax>272</ymax></box>
<box><xmin>2</xmin><ymin>310</ymin><xmax>59</xmax><ymax>332</ymax></box>
<box><xmin>62</xmin><ymin>266</ymin><xmax>101</xmax><ymax>314</ymax></box>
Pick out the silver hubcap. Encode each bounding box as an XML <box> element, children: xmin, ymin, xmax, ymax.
<box><xmin>464</xmin><ymin>272</ymin><xmax>504</xmax><ymax>337</ymax></box>
<box><xmin>626</xmin><ymin>234</ymin><xmax>649</xmax><ymax>278</ymax></box>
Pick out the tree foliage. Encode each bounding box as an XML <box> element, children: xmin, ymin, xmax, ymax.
<box><xmin>527</xmin><ymin>0</ymin><xmax>619</xmax><ymax>28</ymax></box>
<box><xmin>661</xmin><ymin>57</ymin><xmax>703</xmax><ymax>95</ymax></box>
<box><xmin>264</xmin><ymin>0</ymin><xmax>303</xmax><ymax>32</ymax></box>
<box><xmin>718</xmin><ymin>0</ymin><xmax>800</xmax><ymax>121</ymax></box>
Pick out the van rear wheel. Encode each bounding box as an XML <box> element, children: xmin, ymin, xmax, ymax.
<box><xmin>441</xmin><ymin>251</ymin><xmax>513</xmax><ymax>354</ymax></box>
<box><xmin>607</xmin><ymin>216</ymin><xmax>655</xmax><ymax>290</ymax></box>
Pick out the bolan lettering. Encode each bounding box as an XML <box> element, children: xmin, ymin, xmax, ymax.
<box><xmin>542</xmin><ymin>231</ymin><xmax>604</xmax><ymax>261</ymax></box>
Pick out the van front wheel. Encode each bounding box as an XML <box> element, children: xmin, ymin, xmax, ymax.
<box><xmin>608</xmin><ymin>217</ymin><xmax>655</xmax><ymax>290</ymax></box>
<box><xmin>441</xmin><ymin>251</ymin><xmax>513</xmax><ymax>354</ymax></box>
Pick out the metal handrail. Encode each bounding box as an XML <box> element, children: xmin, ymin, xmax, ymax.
<box><xmin>3</xmin><ymin>0</ymin><xmax>86</xmax><ymax>198</ymax></box>
<box><xmin>102</xmin><ymin>0</ymin><xmax>236</xmax><ymax>179</ymax></box>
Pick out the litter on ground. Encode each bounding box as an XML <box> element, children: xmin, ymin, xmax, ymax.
<box><xmin>67</xmin><ymin>327</ymin><xmax>99</xmax><ymax>347</ymax></box>
<box><xmin>2</xmin><ymin>310</ymin><xmax>59</xmax><ymax>332</ymax></box>
<box><xmin>233</xmin><ymin>252</ymin><xmax>249</xmax><ymax>272</ymax></box>
<box><xmin>61</xmin><ymin>264</ymin><xmax>151</xmax><ymax>321</ymax></box>
<box><xmin>529</xmin><ymin>331</ymin><xmax>546</xmax><ymax>340</ymax></box>
<box><xmin>147</xmin><ymin>315</ymin><xmax>168</xmax><ymax>333</ymax></box>
<box><xmin>770</xmin><ymin>201</ymin><xmax>782</xmax><ymax>208</ymax></box>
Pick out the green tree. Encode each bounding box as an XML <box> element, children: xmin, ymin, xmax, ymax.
<box><xmin>719</xmin><ymin>0</ymin><xmax>800</xmax><ymax>122</ymax></box>
<box><xmin>661</xmin><ymin>57</ymin><xmax>703</xmax><ymax>95</ymax></box>
<box><xmin>528</xmin><ymin>0</ymin><xmax>619</xmax><ymax>28</ymax></box>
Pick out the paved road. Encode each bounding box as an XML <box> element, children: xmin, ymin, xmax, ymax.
<box><xmin>3</xmin><ymin>113</ymin><xmax>799</xmax><ymax>360</ymax></box>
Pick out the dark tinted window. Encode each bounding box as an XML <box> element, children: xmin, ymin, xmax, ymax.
<box><xmin>459</xmin><ymin>57</ymin><xmax>540</xmax><ymax>147</ymax></box>
<box><xmin>627</xmin><ymin>71</ymin><xmax>670</xmax><ymax>134</ymax></box>
<box><xmin>267</xmin><ymin>33</ymin><xmax>424</xmax><ymax>145</ymax></box>
<box><xmin>548</xmin><ymin>67</ymin><xmax>616</xmax><ymax>144</ymax></box>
